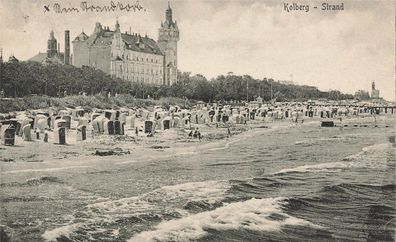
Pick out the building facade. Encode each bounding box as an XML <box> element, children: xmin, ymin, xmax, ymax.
<box><xmin>111</xmin><ymin>20</ymin><xmax>165</xmax><ymax>85</ymax></box>
<box><xmin>72</xmin><ymin>4</ymin><xmax>179</xmax><ymax>86</ymax></box>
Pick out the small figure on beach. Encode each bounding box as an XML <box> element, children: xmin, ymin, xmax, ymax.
<box><xmin>188</xmin><ymin>127</ymin><xmax>201</xmax><ymax>140</ymax></box>
<box><xmin>35</xmin><ymin>128</ymin><xmax>40</xmax><ymax>139</ymax></box>
<box><xmin>227</xmin><ymin>126</ymin><xmax>231</xmax><ymax>137</ymax></box>
<box><xmin>193</xmin><ymin>128</ymin><xmax>201</xmax><ymax>140</ymax></box>
<box><xmin>43</xmin><ymin>129</ymin><xmax>49</xmax><ymax>143</ymax></box>
<box><xmin>135</xmin><ymin>127</ymin><xmax>139</xmax><ymax>136</ymax></box>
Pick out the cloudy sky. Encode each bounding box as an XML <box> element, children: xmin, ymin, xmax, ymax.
<box><xmin>0</xmin><ymin>0</ymin><xmax>394</xmax><ymax>100</ymax></box>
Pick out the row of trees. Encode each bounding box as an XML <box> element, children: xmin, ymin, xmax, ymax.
<box><xmin>0</xmin><ymin>61</ymin><xmax>354</xmax><ymax>102</ymax></box>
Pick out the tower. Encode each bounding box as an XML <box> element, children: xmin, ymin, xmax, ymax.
<box><xmin>64</xmin><ymin>30</ymin><xmax>70</xmax><ymax>65</ymax></box>
<box><xmin>158</xmin><ymin>2</ymin><xmax>179</xmax><ymax>85</ymax></box>
<box><xmin>371</xmin><ymin>81</ymin><xmax>380</xmax><ymax>99</ymax></box>
<box><xmin>47</xmin><ymin>30</ymin><xmax>58</xmax><ymax>58</ymax></box>
<box><xmin>115</xmin><ymin>17</ymin><xmax>120</xmax><ymax>33</ymax></box>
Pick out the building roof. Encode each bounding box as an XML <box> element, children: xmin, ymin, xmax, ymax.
<box><xmin>90</xmin><ymin>30</ymin><xmax>115</xmax><ymax>46</ymax></box>
<box><xmin>121</xmin><ymin>33</ymin><xmax>163</xmax><ymax>55</ymax></box>
<box><xmin>29</xmin><ymin>52</ymin><xmax>47</xmax><ymax>63</ymax></box>
<box><xmin>28</xmin><ymin>52</ymin><xmax>65</xmax><ymax>64</ymax></box>
<box><xmin>8</xmin><ymin>55</ymin><xmax>19</xmax><ymax>63</ymax></box>
<box><xmin>79</xmin><ymin>22</ymin><xmax>163</xmax><ymax>55</ymax></box>
<box><xmin>73</xmin><ymin>32</ymin><xmax>89</xmax><ymax>42</ymax></box>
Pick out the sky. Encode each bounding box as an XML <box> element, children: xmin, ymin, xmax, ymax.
<box><xmin>0</xmin><ymin>0</ymin><xmax>395</xmax><ymax>101</ymax></box>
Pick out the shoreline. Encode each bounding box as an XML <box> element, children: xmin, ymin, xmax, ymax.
<box><xmin>1</xmin><ymin>113</ymin><xmax>392</xmax><ymax>177</ymax></box>
<box><xmin>0</xmin><ymin>113</ymin><xmax>394</xmax><ymax>242</ymax></box>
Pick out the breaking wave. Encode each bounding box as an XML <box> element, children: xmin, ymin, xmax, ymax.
<box><xmin>42</xmin><ymin>180</ymin><xmax>230</xmax><ymax>242</ymax></box>
<box><xmin>273</xmin><ymin>143</ymin><xmax>393</xmax><ymax>175</ymax></box>
<box><xmin>128</xmin><ymin>197</ymin><xmax>321</xmax><ymax>242</ymax></box>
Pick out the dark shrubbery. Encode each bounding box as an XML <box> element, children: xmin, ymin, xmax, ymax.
<box><xmin>0</xmin><ymin>95</ymin><xmax>193</xmax><ymax>113</ymax></box>
<box><xmin>0</xmin><ymin>61</ymin><xmax>353</xmax><ymax>105</ymax></box>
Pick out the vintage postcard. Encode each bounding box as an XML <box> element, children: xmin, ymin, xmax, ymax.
<box><xmin>0</xmin><ymin>0</ymin><xmax>395</xmax><ymax>241</ymax></box>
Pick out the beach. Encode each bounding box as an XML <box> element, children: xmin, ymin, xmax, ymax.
<box><xmin>1</xmin><ymin>113</ymin><xmax>395</xmax><ymax>241</ymax></box>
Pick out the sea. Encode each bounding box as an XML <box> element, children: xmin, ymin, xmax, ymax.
<box><xmin>2</xmin><ymin>117</ymin><xmax>395</xmax><ymax>242</ymax></box>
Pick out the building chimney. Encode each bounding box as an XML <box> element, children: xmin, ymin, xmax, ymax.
<box><xmin>64</xmin><ymin>30</ymin><xmax>70</xmax><ymax>65</ymax></box>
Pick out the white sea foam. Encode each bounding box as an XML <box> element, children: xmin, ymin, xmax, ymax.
<box><xmin>152</xmin><ymin>180</ymin><xmax>230</xmax><ymax>205</ymax></box>
<box><xmin>295</xmin><ymin>136</ymin><xmax>345</xmax><ymax>145</ymax></box>
<box><xmin>274</xmin><ymin>162</ymin><xmax>346</xmax><ymax>174</ymax></box>
<box><xmin>1</xmin><ymin>165</ymin><xmax>92</xmax><ymax>174</ymax></box>
<box><xmin>116</xmin><ymin>159</ymin><xmax>139</xmax><ymax>165</ymax></box>
<box><xmin>42</xmin><ymin>223</ymin><xmax>84</xmax><ymax>242</ymax></box>
<box><xmin>207</xmin><ymin>137</ymin><xmax>245</xmax><ymax>151</ymax></box>
<box><xmin>128</xmin><ymin>197</ymin><xmax>321</xmax><ymax>242</ymax></box>
<box><xmin>171</xmin><ymin>150</ymin><xmax>198</xmax><ymax>156</ymax></box>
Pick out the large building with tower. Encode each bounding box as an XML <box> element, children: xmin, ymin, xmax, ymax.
<box><xmin>29</xmin><ymin>30</ymin><xmax>71</xmax><ymax>65</ymax></box>
<box><xmin>73</xmin><ymin>3</ymin><xmax>179</xmax><ymax>86</ymax></box>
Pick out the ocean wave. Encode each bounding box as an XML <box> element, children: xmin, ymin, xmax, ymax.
<box><xmin>25</xmin><ymin>176</ymin><xmax>64</xmax><ymax>186</ymax></box>
<box><xmin>42</xmin><ymin>180</ymin><xmax>230</xmax><ymax>242</ymax></box>
<box><xmin>287</xmin><ymin>182</ymin><xmax>396</xmax><ymax>208</ymax></box>
<box><xmin>207</xmin><ymin>138</ymin><xmax>243</xmax><ymax>152</ymax></box>
<box><xmin>274</xmin><ymin>143</ymin><xmax>394</xmax><ymax>175</ymax></box>
<box><xmin>273</xmin><ymin>162</ymin><xmax>346</xmax><ymax>175</ymax></box>
<box><xmin>295</xmin><ymin>136</ymin><xmax>347</xmax><ymax>146</ymax></box>
<box><xmin>1</xmin><ymin>176</ymin><xmax>64</xmax><ymax>187</ymax></box>
<box><xmin>127</xmin><ymin>197</ymin><xmax>321</xmax><ymax>242</ymax></box>
<box><xmin>1</xmin><ymin>166</ymin><xmax>92</xmax><ymax>174</ymax></box>
<box><xmin>42</xmin><ymin>223</ymin><xmax>85</xmax><ymax>242</ymax></box>
<box><xmin>319</xmin><ymin>183</ymin><xmax>396</xmax><ymax>196</ymax></box>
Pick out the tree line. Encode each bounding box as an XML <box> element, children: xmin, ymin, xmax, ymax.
<box><xmin>0</xmin><ymin>61</ymin><xmax>354</xmax><ymax>102</ymax></box>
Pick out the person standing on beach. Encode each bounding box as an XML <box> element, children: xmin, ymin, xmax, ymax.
<box><xmin>35</xmin><ymin>128</ymin><xmax>40</xmax><ymax>139</ymax></box>
<box><xmin>44</xmin><ymin>129</ymin><xmax>49</xmax><ymax>143</ymax></box>
<box><xmin>135</xmin><ymin>127</ymin><xmax>139</xmax><ymax>137</ymax></box>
